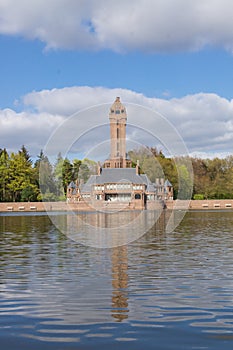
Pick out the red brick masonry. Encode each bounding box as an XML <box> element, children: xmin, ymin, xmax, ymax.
<box><xmin>166</xmin><ymin>199</ymin><xmax>233</xmax><ymax>210</ymax></box>
<box><xmin>0</xmin><ymin>200</ymin><xmax>233</xmax><ymax>213</ymax></box>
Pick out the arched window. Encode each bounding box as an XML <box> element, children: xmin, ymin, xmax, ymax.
<box><xmin>135</xmin><ymin>193</ymin><xmax>141</xmax><ymax>200</ymax></box>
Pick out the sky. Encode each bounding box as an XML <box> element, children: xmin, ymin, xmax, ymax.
<box><xmin>1</xmin><ymin>0</ymin><xmax>233</xmax><ymax>160</ymax></box>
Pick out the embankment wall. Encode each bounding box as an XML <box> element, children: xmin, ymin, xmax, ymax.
<box><xmin>0</xmin><ymin>200</ymin><xmax>233</xmax><ymax>213</ymax></box>
<box><xmin>166</xmin><ymin>199</ymin><xmax>233</xmax><ymax>210</ymax></box>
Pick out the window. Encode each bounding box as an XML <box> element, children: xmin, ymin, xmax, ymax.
<box><xmin>135</xmin><ymin>193</ymin><xmax>141</xmax><ymax>200</ymax></box>
<box><xmin>133</xmin><ymin>185</ymin><xmax>142</xmax><ymax>190</ymax></box>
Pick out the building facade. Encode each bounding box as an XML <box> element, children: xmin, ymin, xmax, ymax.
<box><xmin>67</xmin><ymin>97</ymin><xmax>173</xmax><ymax>209</ymax></box>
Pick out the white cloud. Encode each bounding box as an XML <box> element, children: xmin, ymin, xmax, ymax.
<box><xmin>23</xmin><ymin>86</ymin><xmax>147</xmax><ymax>115</ymax></box>
<box><xmin>0</xmin><ymin>108</ymin><xmax>63</xmax><ymax>155</ymax></box>
<box><xmin>1</xmin><ymin>0</ymin><xmax>233</xmax><ymax>52</ymax></box>
<box><xmin>1</xmin><ymin>86</ymin><xmax>233</xmax><ymax>159</ymax></box>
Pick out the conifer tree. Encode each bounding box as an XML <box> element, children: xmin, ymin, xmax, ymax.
<box><xmin>0</xmin><ymin>148</ymin><xmax>10</xmax><ymax>201</ymax></box>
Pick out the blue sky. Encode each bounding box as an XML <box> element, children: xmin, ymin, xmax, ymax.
<box><xmin>2</xmin><ymin>36</ymin><xmax>233</xmax><ymax>109</ymax></box>
<box><xmin>1</xmin><ymin>0</ymin><xmax>233</xmax><ymax>159</ymax></box>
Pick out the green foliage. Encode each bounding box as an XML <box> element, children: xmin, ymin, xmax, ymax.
<box><xmin>53</xmin><ymin>152</ymin><xmax>65</xmax><ymax>197</ymax></box>
<box><xmin>21</xmin><ymin>185</ymin><xmax>38</xmax><ymax>202</ymax></box>
<box><xmin>78</xmin><ymin>158</ymin><xmax>97</xmax><ymax>183</ymax></box>
<box><xmin>7</xmin><ymin>149</ymin><xmax>36</xmax><ymax>202</ymax></box>
<box><xmin>128</xmin><ymin>147</ymin><xmax>180</xmax><ymax>194</ymax></box>
<box><xmin>0</xmin><ymin>148</ymin><xmax>10</xmax><ymax>201</ymax></box>
<box><xmin>193</xmin><ymin>194</ymin><xmax>205</xmax><ymax>200</ymax></box>
<box><xmin>37</xmin><ymin>153</ymin><xmax>57</xmax><ymax>197</ymax></box>
<box><xmin>158</xmin><ymin>156</ymin><xmax>178</xmax><ymax>195</ymax></box>
<box><xmin>191</xmin><ymin>156</ymin><xmax>233</xmax><ymax>199</ymax></box>
<box><xmin>62</xmin><ymin>158</ymin><xmax>73</xmax><ymax>194</ymax></box>
<box><xmin>0</xmin><ymin>147</ymin><xmax>58</xmax><ymax>202</ymax></box>
<box><xmin>0</xmin><ymin>144</ymin><xmax>233</xmax><ymax>202</ymax></box>
<box><xmin>128</xmin><ymin>147</ymin><xmax>164</xmax><ymax>181</ymax></box>
<box><xmin>41</xmin><ymin>191</ymin><xmax>57</xmax><ymax>202</ymax></box>
<box><xmin>128</xmin><ymin>147</ymin><xmax>233</xmax><ymax>200</ymax></box>
<box><xmin>72</xmin><ymin>159</ymin><xmax>81</xmax><ymax>180</ymax></box>
<box><xmin>176</xmin><ymin>162</ymin><xmax>193</xmax><ymax>199</ymax></box>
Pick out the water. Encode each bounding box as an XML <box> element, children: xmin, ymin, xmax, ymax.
<box><xmin>1</xmin><ymin>210</ymin><xmax>233</xmax><ymax>349</ymax></box>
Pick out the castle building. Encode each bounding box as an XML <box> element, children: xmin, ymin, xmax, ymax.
<box><xmin>67</xmin><ymin>97</ymin><xmax>173</xmax><ymax>209</ymax></box>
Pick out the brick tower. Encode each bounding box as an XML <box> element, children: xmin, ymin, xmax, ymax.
<box><xmin>104</xmin><ymin>97</ymin><xmax>132</xmax><ymax>168</ymax></box>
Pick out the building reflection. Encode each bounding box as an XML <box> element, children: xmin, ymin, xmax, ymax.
<box><xmin>63</xmin><ymin>209</ymin><xmax>163</xmax><ymax>248</ymax></box>
<box><xmin>111</xmin><ymin>245</ymin><xmax>129</xmax><ymax>322</ymax></box>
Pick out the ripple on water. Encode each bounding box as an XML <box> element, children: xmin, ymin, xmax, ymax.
<box><xmin>1</xmin><ymin>211</ymin><xmax>233</xmax><ymax>349</ymax></box>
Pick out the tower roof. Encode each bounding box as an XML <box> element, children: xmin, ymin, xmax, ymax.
<box><xmin>164</xmin><ymin>179</ymin><xmax>172</xmax><ymax>187</ymax></box>
<box><xmin>110</xmin><ymin>97</ymin><xmax>126</xmax><ymax>116</ymax></box>
<box><xmin>67</xmin><ymin>181</ymin><xmax>76</xmax><ymax>189</ymax></box>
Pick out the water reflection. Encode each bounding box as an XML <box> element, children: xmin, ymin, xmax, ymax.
<box><xmin>53</xmin><ymin>209</ymin><xmax>162</xmax><ymax>248</ymax></box>
<box><xmin>1</xmin><ymin>211</ymin><xmax>233</xmax><ymax>349</ymax></box>
<box><xmin>111</xmin><ymin>246</ymin><xmax>129</xmax><ymax>322</ymax></box>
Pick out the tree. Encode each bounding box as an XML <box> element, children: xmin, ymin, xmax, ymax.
<box><xmin>1</xmin><ymin>143</ymin><xmax>233</xmax><ymax>202</ymax></box>
<box><xmin>72</xmin><ymin>159</ymin><xmax>82</xmax><ymax>180</ymax></box>
<box><xmin>129</xmin><ymin>146</ymin><xmax>172</xmax><ymax>183</ymax></box>
<box><xmin>191</xmin><ymin>157</ymin><xmax>233</xmax><ymax>199</ymax></box>
<box><xmin>19</xmin><ymin>145</ymin><xmax>32</xmax><ymax>165</ymax></box>
<box><xmin>21</xmin><ymin>185</ymin><xmax>38</xmax><ymax>202</ymax></box>
<box><xmin>54</xmin><ymin>152</ymin><xmax>63</xmax><ymax>181</ymax></box>
<box><xmin>78</xmin><ymin>163</ymin><xmax>90</xmax><ymax>183</ymax></box>
<box><xmin>62</xmin><ymin>158</ymin><xmax>73</xmax><ymax>194</ymax></box>
<box><xmin>128</xmin><ymin>147</ymin><xmax>149</xmax><ymax>169</ymax></box>
<box><xmin>191</xmin><ymin>158</ymin><xmax>209</xmax><ymax>199</ymax></box>
<box><xmin>141</xmin><ymin>157</ymin><xmax>163</xmax><ymax>182</ymax></box>
<box><xmin>36</xmin><ymin>152</ymin><xmax>57</xmax><ymax>201</ymax></box>
<box><xmin>53</xmin><ymin>152</ymin><xmax>64</xmax><ymax>198</ymax></box>
<box><xmin>78</xmin><ymin>158</ymin><xmax>97</xmax><ymax>183</ymax></box>
<box><xmin>7</xmin><ymin>150</ymin><xmax>37</xmax><ymax>201</ymax></box>
<box><xmin>159</xmin><ymin>157</ymin><xmax>178</xmax><ymax>197</ymax></box>
<box><xmin>0</xmin><ymin>149</ymin><xmax>10</xmax><ymax>201</ymax></box>
<box><xmin>177</xmin><ymin>164</ymin><xmax>192</xmax><ymax>199</ymax></box>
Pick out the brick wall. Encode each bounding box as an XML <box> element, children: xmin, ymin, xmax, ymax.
<box><xmin>1</xmin><ymin>200</ymin><xmax>233</xmax><ymax>213</ymax></box>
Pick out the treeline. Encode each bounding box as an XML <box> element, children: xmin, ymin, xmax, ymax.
<box><xmin>129</xmin><ymin>147</ymin><xmax>233</xmax><ymax>200</ymax></box>
<box><xmin>0</xmin><ymin>146</ymin><xmax>96</xmax><ymax>202</ymax></box>
<box><xmin>191</xmin><ymin>156</ymin><xmax>233</xmax><ymax>199</ymax></box>
<box><xmin>1</xmin><ymin>146</ymin><xmax>233</xmax><ymax>202</ymax></box>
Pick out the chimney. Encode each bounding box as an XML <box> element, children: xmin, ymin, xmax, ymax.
<box><xmin>136</xmin><ymin>160</ymin><xmax>140</xmax><ymax>175</ymax></box>
<box><xmin>97</xmin><ymin>162</ymin><xmax>102</xmax><ymax>175</ymax></box>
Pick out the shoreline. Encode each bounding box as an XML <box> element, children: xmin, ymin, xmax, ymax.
<box><xmin>0</xmin><ymin>199</ymin><xmax>233</xmax><ymax>213</ymax></box>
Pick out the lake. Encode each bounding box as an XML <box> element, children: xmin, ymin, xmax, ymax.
<box><xmin>1</xmin><ymin>210</ymin><xmax>233</xmax><ymax>349</ymax></box>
